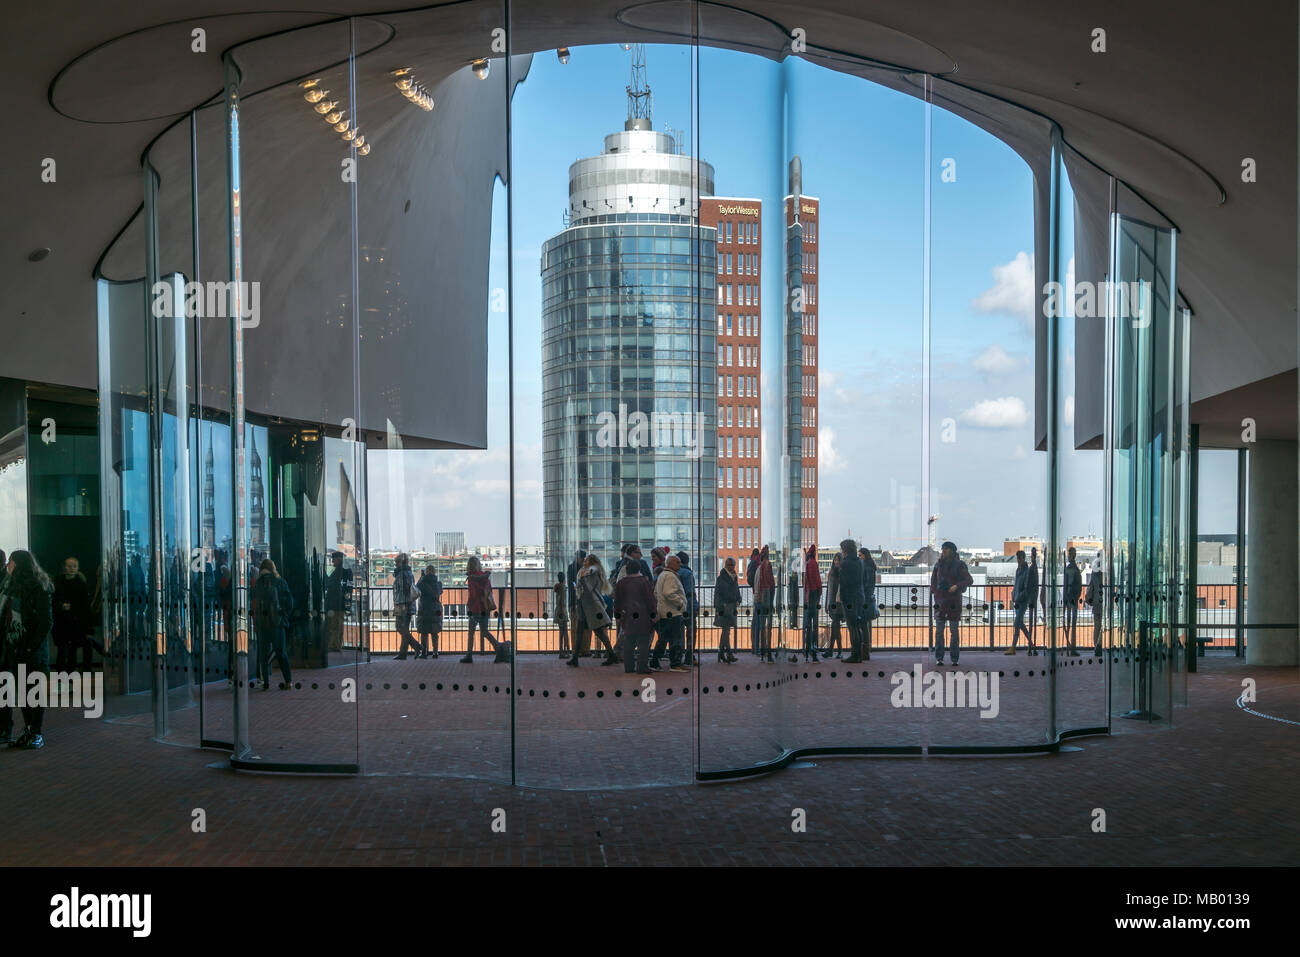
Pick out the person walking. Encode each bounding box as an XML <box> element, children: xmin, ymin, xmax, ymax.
<box><xmin>416</xmin><ymin>564</ymin><xmax>443</xmax><ymax>658</ymax></box>
<box><xmin>461</xmin><ymin>556</ymin><xmax>507</xmax><ymax>663</ymax></box>
<box><xmin>252</xmin><ymin>558</ymin><xmax>293</xmax><ymax>689</ymax></box>
<box><xmin>0</xmin><ymin>551</ymin><xmax>54</xmax><ymax>748</ymax></box>
<box><xmin>714</xmin><ymin>557</ymin><xmax>741</xmax><ymax>663</ymax></box>
<box><xmin>1063</xmin><ymin>547</ymin><xmax>1083</xmax><ymax>656</ymax></box>
<box><xmin>1006</xmin><ymin>549</ymin><xmax>1036</xmax><ymax>655</ymax></box>
<box><xmin>801</xmin><ymin>545</ymin><xmax>822</xmax><ymax>662</ymax></box>
<box><xmin>930</xmin><ymin>541</ymin><xmax>972</xmax><ymax>666</ymax></box>
<box><xmin>838</xmin><ymin>540</ymin><xmax>867</xmax><ymax>662</ymax></box>
<box><xmin>1027</xmin><ymin>546</ymin><xmax>1042</xmax><ymax>646</ymax></box>
<box><xmin>53</xmin><ymin>556</ymin><xmax>94</xmax><ymax>671</ymax></box>
<box><xmin>823</xmin><ymin>552</ymin><xmax>843</xmax><ymax>658</ymax></box>
<box><xmin>553</xmin><ymin>572</ymin><xmax>571</xmax><ymax>659</ymax></box>
<box><xmin>324</xmin><ymin>551</ymin><xmax>352</xmax><ymax>654</ymax></box>
<box><xmin>614</xmin><ymin>557</ymin><xmax>656</xmax><ymax>674</ymax></box>
<box><xmin>754</xmin><ymin>546</ymin><xmax>776</xmax><ymax>662</ymax></box>
<box><xmin>651</xmin><ymin>554</ymin><xmax>689</xmax><ymax>672</ymax></box>
<box><xmin>392</xmin><ymin>552</ymin><xmax>422</xmax><ymax>660</ymax></box>
<box><xmin>1087</xmin><ymin>554</ymin><xmax>1104</xmax><ymax>656</ymax></box>
<box><xmin>573</xmin><ymin>554</ymin><xmax>617</xmax><ymax>666</ymax></box>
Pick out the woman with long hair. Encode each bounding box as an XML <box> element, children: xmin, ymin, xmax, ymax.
<box><xmin>1</xmin><ymin>550</ymin><xmax>54</xmax><ymax>748</ymax></box>
<box><xmin>461</xmin><ymin>556</ymin><xmax>507</xmax><ymax>663</ymax></box>
<box><xmin>572</xmin><ymin>554</ymin><xmax>617</xmax><ymax>666</ymax></box>
<box><xmin>823</xmin><ymin>552</ymin><xmax>843</xmax><ymax>658</ymax></box>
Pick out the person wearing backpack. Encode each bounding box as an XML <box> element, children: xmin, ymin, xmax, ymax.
<box><xmin>252</xmin><ymin>558</ymin><xmax>293</xmax><ymax>689</ymax></box>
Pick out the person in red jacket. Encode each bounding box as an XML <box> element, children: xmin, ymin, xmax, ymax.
<box><xmin>801</xmin><ymin>545</ymin><xmax>823</xmax><ymax>662</ymax></box>
<box><xmin>755</xmin><ymin>545</ymin><xmax>776</xmax><ymax>663</ymax></box>
<box><xmin>460</xmin><ymin>556</ymin><xmax>508</xmax><ymax>664</ymax></box>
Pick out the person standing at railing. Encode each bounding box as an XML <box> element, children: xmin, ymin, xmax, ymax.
<box><xmin>614</xmin><ymin>557</ymin><xmax>656</xmax><ymax>675</ymax></box>
<box><xmin>252</xmin><ymin>558</ymin><xmax>293</xmax><ymax>690</ymax></box>
<box><xmin>392</xmin><ymin>553</ymin><xmax>422</xmax><ymax>660</ymax></box>
<box><xmin>745</xmin><ymin>547</ymin><xmax>760</xmax><ymax>655</ymax></box>
<box><xmin>801</xmin><ymin>545</ymin><xmax>822</xmax><ymax>662</ymax></box>
<box><xmin>1027</xmin><ymin>546</ymin><xmax>1043</xmax><ymax>646</ymax></box>
<box><xmin>754</xmin><ymin>545</ymin><xmax>776</xmax><ymax>663</ymax></box>
<box><xmin>838</xmin><ymin>540</ymin><xmax>867</xmax><ymax>662</ymax></box>
<box><xmin>823</xmin><ymin>552</ymin><xmax>843</xmax><ymax>658</ymax></box>
<box><xmin>1087</xmin><ymin>555</ymin><xmax>1104</xmax><ymax>656</ymax></box>
<box><xmin>1063</xmin><ymin>547</ymin><xmax>1082</xmax><ymax>656</ymax></box>
<box><xmin>714</xmin><ymin>556</ymin><xmax>740</xmax><ymax>663</ymax></box>
<box><xmin>860</xmin><ymin>547</ymin><xmax>879</xmax><ymax>661</ymax></box>
<box><xmin>461</xmin><ymin>556</ymin><xmax>508</xmax><ymax>664</ymax></box>
<box><xmin>1006</xmin><ymin>549</ymin><xmax>1036</xmax><ymax>655</ymax></box>
<box><xmin>573</xmin><ymin>554</ymin><xmax>617</xmax><ymax>667</ymax></box>
<box><xmin>930</xmin><ymin>541</ymin><xmax>971</xmax><ymax>666</ymax></box>
<box><xmin>676</xmin><ymin>551</ymin><xmax>698</xmax><ymax>666</ymax></box>
<box><xmin>553</xmin><ymin>572</ymin><xmax>571</xmax><ymax>660</ymax></box>
<box><xmin>416</xmin><ymin>564</ymin><xmax>442</xmax><ymax>658</ymax></box>
<box><xmin>651</xmin><ymin>554</ymin><xmax>689</xmax><ymax>672</ymax></box>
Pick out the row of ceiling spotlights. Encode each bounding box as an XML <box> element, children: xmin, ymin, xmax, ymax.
<box><xmin>300</xmin><ymin>78</ymin><xmax>371</xmax><ymax>155</ymax></box>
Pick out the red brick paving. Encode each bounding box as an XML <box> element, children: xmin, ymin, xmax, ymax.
<box><xmin>0</xmin><ymin>655</ymin><xmax>1295</xmax><ymax>866</ymax></box>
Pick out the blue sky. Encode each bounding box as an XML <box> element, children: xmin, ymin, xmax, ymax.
<box><xmin>363</xmin><ymin>43</ymin><xmax>1237</xmax><ymax>555</ymax></box>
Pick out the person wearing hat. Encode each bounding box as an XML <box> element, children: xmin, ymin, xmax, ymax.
<box><xmin>930</xmin><ymin>541</ymin><xmax>972</xmax><ymax>666</ymax></box>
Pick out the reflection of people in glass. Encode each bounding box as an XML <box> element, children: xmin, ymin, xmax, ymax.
<box><xmin>675</xmin><ymin>551</ymin><xmax>697</xmax><ymax>666</ymax></box>
<box><xmin>573</xmin><ymin>555</ymin><xmax>617</xmax><ymax>667</ymax></box>
<box><xmin>0</xmin><ymin>551</ymin><xmax>54</xmax><ymax>749</ymax></box>
<box><xmin>416</xmin><ymin>564</ymin><xmax>442</xmax><ymax>658</ymax></box>
<box><xmin>931</xmin><ymin>541</ymin><xmax>972</xmax><ymax>666</ymax></box>
<box><xmin>1007</xmin><ymin>549</ymin><xmax>1036</xmax><ymax>655</ymax></box>
<box><xmin>1087</xmin><ymin>555</ymin><xmax>1104</xmax><ymax>656</ymax></box>
<box><xmin>801</xmin><ymin>545</ymin><xmax>822</xmax><ymax>662</ymax></box>
<box><xmin>127</xmin><ymin>553</ymin><xmax>146</xmax><ymax>644</ymax></box>
<box><xmin>714</xmin><ymin>557</ymin><xmax>740</xmax><ymax>663</ymax></box>
<box><xmin>745</xmin><ymin>548</ymin><xmax>760</xmax><ymax>655</ymax></box>
<box><xmin>324</xmin><ymin>551</ymin><xmax>351</xmax><ymax>654</ymax></box>
<box><xmin>53</xmin><ymin>557</ymin><xmax>97</xmax><ymax>670</ymax></box>
<box><xmin>1063</xmin><ymin>547</ymin><xmax>1083</xmax><ymax>656</ymax></box>
<box><xmin>252</xmin><ymin>558</ymin><xmax>293</xmax><ymax>690</ymax></box>
<box><xmin>461</xmin><ymin>556</ymin><xmax>507</xmax><ymax>664</ymax></box>
<box><xmin>651</xmin><ymin>554</ymin><xmax>688</xmax><ymax>672</ymax></box>
<box><xmin>859</xmin><ymin>547</ymin><xmax>878</xmax><ymax>660</ymax></box>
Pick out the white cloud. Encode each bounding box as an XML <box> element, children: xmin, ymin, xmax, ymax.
<box><xmin>971</xmin><ymin>343</ymin><xmax>1021</xmax><ymax>376</ymax></box>
<box><xmin>958</xmin><ymin>396</ymin><xmax>1029</xmax><ymax>429</ymax></box>
<box><xmin>972</xmin><ymin>251</ymin><xmax>1034</xmax><ymax>325</ymax></box>
<box><xmin>818</xmin><ymin>426</ymin><xmax>846</xmax><ymax>473</ymax></box>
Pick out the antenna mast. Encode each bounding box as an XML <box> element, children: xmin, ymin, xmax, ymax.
<box><xmin>626</xmin><ymin>43</ymin><xmax>653</xmax><ymax>126</ymax></box>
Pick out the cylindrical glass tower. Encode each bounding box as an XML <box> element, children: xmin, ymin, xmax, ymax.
<box><xmin>542</xmin><ymin>118</ymin><xmax>718</xmax><ymax>575</ymax></box>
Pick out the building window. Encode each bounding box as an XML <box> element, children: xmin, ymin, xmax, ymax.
<box><xmin>725</xmin><ymin>221</ymin><xmax>732</xmax><ymax>242</ymax></box>
<box><xmin>725</xmin><ymin>313</ymin><xmax>732</xmax><ymax>334</ymax></box>
<box><xmin>726</xmin><ymin>252</ymin><xmax>732</xmax><ymax>274</ymax></box>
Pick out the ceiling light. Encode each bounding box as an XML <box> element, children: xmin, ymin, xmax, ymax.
<box><xmin>300</xmin><ymin>78</ymin><xmax>320</xmax><ymax>89</ymax></box>
<box><xmin>304</xmin><ymin>89</ymin><xmax>326</xmax><ymax>103</ymax></box>
<box><xmin>314</xmin><ymin>99</ymin><xmax>337</xmax><ymax>114</ymax></box>
<box><xmin>341</xmin><ymin>127</ymin><xmax>357</xmax><ymax>141</ymax></box>
<box><xmin>28</xmin><ymin>247</ymin><xmax>51</xmax><ymax>262</ymax></box>
<box><xmin>358</xmin><ymin>143</ymin><xmax>371</xmax><ymax>156</ymax></box>
<box><xmin>333</xmin><ymin>118</ymin><xmax>350</xmax><ymax>132</ymax></box>
<box><xmin>471</xmin><ymin>58</ymin><xmax>489</xmax><ymax>80</ymax></box>
<box><xmin>326</xmin><ymin>109</ymin><xmax>345</xmax><ymax>124</ymax></box>
<box><xmin>557</xmin><ymin>47</ymin><xmax>570</xmax><ymax>64</ymax></box>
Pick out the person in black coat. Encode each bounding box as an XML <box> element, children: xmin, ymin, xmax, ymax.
<box><xmin>837</xmin><ymin>539</ymin><xmax>867</xmax><ymax>662</ymax></box>
<box><xmin>416</xmin><ymin>564</ymin><xmax>443</xmax><ymax>658</ymax></box>
<box><xmin>53</xmin><ymin>556</ymin><xmax>94</xmax><ymax>671</ymax></box>
<box><xmin>1</xmin><ymin>550</ymin><xmax>54</xmax><ymax>749</ymax></box>
<box><xmin>1063</xmin><ymin>547</ymin><xmax>1083</xmax><ymax>656</ymax></box>
<box><xmin>714</xmin><ymin>557</ymin><xmax>741</xmax><ymax>663</ymax></box>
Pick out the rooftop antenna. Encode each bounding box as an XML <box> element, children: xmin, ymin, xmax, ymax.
<box><xmin>625</xmin><ymin>43</ymin><xmax>653</xmax><ymax>129</ymax></box>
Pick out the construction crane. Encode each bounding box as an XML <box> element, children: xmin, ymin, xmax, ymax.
<box><xmin>927</xmin><ymin>513</ymin><xmax>942</xmax><ymax>553</ymax></box>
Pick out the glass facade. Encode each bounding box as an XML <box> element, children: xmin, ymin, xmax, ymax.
<box><xmin>75</xmin><ymin>10</ymin><xmax>1204</xmax><ymax>785</ymax></box>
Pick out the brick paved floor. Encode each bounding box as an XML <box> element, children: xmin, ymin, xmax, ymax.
<box><xmin>0</xmin><ymin>654</ymin><xmax>1295</xmax><ymax>865</ymax></box>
